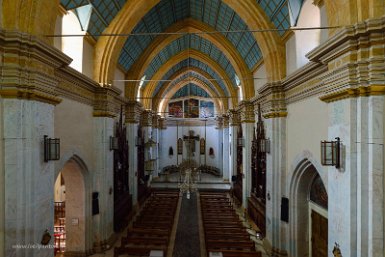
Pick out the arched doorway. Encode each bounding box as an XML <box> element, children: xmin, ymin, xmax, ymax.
<box><xmin>289</xmin><ymin>159</ymin><xmax>328</xmax><ymax>257</ymax></box>
<box><xmin>53</xmin><ymin>156</ymin><xmax>89</xmax><ymax>256</ymax></box>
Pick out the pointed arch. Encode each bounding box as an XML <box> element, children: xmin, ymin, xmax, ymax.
<box><xmin>158</xmin><ymin>76</ymin><xmax>223</xmax><ymax>116</ymax></box>
<box><xmin>93</xmin><ymin>0</ymin><xmax>284</xmax><ymax>88</ymax></box>
<box><xmin>140</xmin><ymin>49</ymin><xmax>238</xmax><ymax>108</ymax></box>
<box><xmin>125</xmin><ymin>18</ymin><xmax>254</xmax><ymax>99</ymax></box>
<box><xmin>153</xmin><ymin>66</ymin><xmax>229</xmax><ymax>111</ymax></box>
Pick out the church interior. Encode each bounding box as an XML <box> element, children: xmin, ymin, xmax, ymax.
<box><xmin>1</xmin><ymin>0</ymin><xmax>385</xmax><ymax>257</ymax></box>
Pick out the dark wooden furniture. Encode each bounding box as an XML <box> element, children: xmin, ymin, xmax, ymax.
<box><xmin>248</xmin><ymin>104</ymin><xmax>266</xmax><ymax>235</ymax></box>
<box><xmin>114</xmin><ymin>191</ymin><xmax>179</xmax><ymax>257</ymax></box>
<box><xmin>113</xmin><ymin>107</ymin><xmax>132</xmax><ymax>232</ymax></box>
<box><xmin>200</xmin><ymin>192</ymin><xmax>262</xmax><ymax>257</ymax></box>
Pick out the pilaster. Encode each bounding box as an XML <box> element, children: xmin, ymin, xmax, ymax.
<box><xmin>265</xmin><ymin>115</ymin><xmax>287</xmax><ymax>257</ymax></box>
<box><xmin>239</xmin><ymin>101</ymin><xmax>256</xmax><ymax>208</ymax></box>
<box><xmin>125</xmin><ymin>101</ymin><xmax>143</xmax><ymax>205</ymax></box>
<box><xmin>2</xmin><ymin>99</ymin><xmax>55</xmax><ymax>257</ymax></box>
<box><xmin>228</xmin><ymin>109</ymin><xmax>240</xmax><ymax>181</ymax></box>
<box><xmin>92</xmin><ymin>116</ymin><xmax>115</xmax><ymax>252</ymax></box>
<box><xmin>222</xmin><ymin>115</ymin><xmax>230</xmax><ymax>181</ymax></box>
<box><xmin>306</xmin><ymin>16</ymin><xmax>385</xmax><ymax>257</ymax></box>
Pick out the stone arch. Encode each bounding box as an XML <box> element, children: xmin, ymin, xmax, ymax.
<box><xmin>153</xmin><ymin>67</ymin><xmax>228</xmax><ymax>111</ymax></box>
<box><xmin>141</xmin><ymin>49</ymin><xmax>238</xmax><ymax>108</ymax></box>
<box><xmin>158</xmin><ymin>77</ymin><xmax>223</xmax><ymax>116</ymax></box>
<box><xmin>2</xmin><ymin>0</ymin><xmax>59</xmax><ymax>44</ymax></box>
<box><xmin>54</xmin><ymin>154</ymin><xmax>93</xmax><ymax>255</ymax></box>
<box><xmin>126</xmin><ymin>18</ymin><xmax>254</xmax><ymax>100</ymax></box>
<box><xmin>93</xmin><ymin>0</ymin><xmax>284</xmax><ymax>87</ymax></box>
<box><xmin>288</xmin><ymin>154</ymin><xmax>328</xmax><ymax>257</ymax></box>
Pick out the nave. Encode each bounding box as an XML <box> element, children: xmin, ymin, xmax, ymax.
<box><xmin>85</xmin><ymin>190</ymin><xmax>267</xmax><ymax>257</ymax></box>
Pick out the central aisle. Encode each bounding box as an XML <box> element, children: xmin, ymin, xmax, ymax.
<box><xmin>172</xmin><ymin>192</ymin><xmax>201</xmax><ymax>257</ymax></box>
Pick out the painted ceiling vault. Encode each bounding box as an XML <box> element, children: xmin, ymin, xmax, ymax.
<box><xmin>61</xmin><ymin>0</ymin><xmax>303</xmax><ymax>107</ymax></box>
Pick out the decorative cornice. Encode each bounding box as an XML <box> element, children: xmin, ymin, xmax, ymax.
<box><xmin>263</xmin><ymin>111</ymin><xmax>288</xmax><ymax>119</ymax></box>
<box><xmin>125</xmin><ymin>101</ymin><xmax>143</xmax><ymax>124</ymax></box>
<box><xmin>93</xmin><ymin>86</ymin><xmax>122</xmax><ymax>118</ymax></box>
<box><xmin>228</xmin><ymin>109</ymin><xmax>240</xmax><ymax>126</ymax></box>
<box><xmin>0</xmin><ymin>89</ymin><xmax>62</xmax><ymax>105</ymax></box>
<box><xmin>320</xmin><ymin>85</ymin><xmax>385</xmax><ymax>102</ymax></box>
<box><xmin>238</xmin><ymin>100</ymin><xmax>255</xmax><ymax>123</ymax></box>
<box><xmin>141</xmin><ymin>110</ymin><xmax>154</xmax><ymax>127</ymax></box>
<box><xmin>152</xmin><ymin>114</ymin><xmax>161</xmax><ymax>128</ymax></box>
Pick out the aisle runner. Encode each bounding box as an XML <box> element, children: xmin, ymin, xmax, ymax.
<box><xmin>172</xmin><ymin>193</ymin><xmax>201</xmax><ymax>257</ymax></box>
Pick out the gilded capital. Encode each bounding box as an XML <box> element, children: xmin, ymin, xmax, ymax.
<box><xmin>239</xmin><ymin>101</ymin><xmax>255</xmax><ymax>123</ymax></box>
<box><xmin>215</xmin><ymin>116</ymin><xmax>224</xmax><ymax>129</ymax></box>
<box><xmin>141</xmin><ymin>110</ymin><xmax>154</xmax><ymax>127</ymax></box>
<box><xmin>125</xmin><ymin>101</ymin><xmax>143</xmax><ymax>124</ymax></box>
<box><xmin>228</xmin><ymin>109</ymin><xmax>240</xmax><ymax>126</ymax></box>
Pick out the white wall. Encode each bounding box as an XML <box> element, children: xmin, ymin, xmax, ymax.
<box><xmin>286</xmin><ymin>0</ymin><xmax>321</xmax><ymax>75</ymax></box>
<box><xmin>159</xmin><ymin>124</ymin><xmax>221</xmax><ymax>171</ymax></box>
<box><xmin>286</xmin><ymin>96</ymin><xmax>328</xmax><ymax>177</ymax></box>
<box><xmin>54</xmin><ymin>98</ymin><xmax>94</xmax><ymax>171</ymax></box>
<box><xmin>62</xmin><ymin>11</ymin><xmax>84</xmax><ymax>72</ymax></box>
<box><xmin>253</xmin><ymin>64</ymin><xmax>267</xmax><ymax>94</ymax></box>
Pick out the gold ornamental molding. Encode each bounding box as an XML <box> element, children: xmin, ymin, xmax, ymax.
<box><xmin>320</xmin><ymin>85</ymin><xmax>385</xmax><ymax>102</ymax></box>
<box><xmin>263</xmin><ymin>111</ymin><xmax>288</xmax><ymax>119</ymax></box>
<box><xmin>93</xmin><ymin>111</ymin><xmax>117</xmax><ymax>118</ymax></box>
<box><xmin>0</xmin><ymin>89</ymin><xmax>62</xmax><ymax>105</ymax></box>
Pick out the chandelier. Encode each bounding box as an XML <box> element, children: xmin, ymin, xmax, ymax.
<box><xmin>178</xmin><ymin>159</ymin><xmax>198</xmax><ymax>199</ymax></box>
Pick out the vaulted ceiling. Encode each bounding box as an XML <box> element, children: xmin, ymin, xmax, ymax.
<box><xmin>60</xmin><ymin>0</ymin><xmax>303</xmax><ymax>111</ymax></box>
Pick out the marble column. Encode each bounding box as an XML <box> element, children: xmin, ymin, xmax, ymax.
<box><xmin>222</xmin><ymin>115</ymin><xmax>230</xmax><ymax>181</ymax></box>
<box><xmin>240</xmin><ymin>101</ymin><xmax>255</xmax><ymax>208</ymax></box>
<box><xmin>126</xmin><ymin>102</ymin><xmax>142</xmax><ymax>206</ymax></box>
<box><xmin>265</xmin><ymin>115</ymin><xmax>287</xmax><ymax>256</ymax></box>
<box><xmin>92</xmin><ymin>116</ymin><xmax>114</xmax><ymax>251</ymax></box>
<box><xmin>2</xmin><ymin>99</ymin><xmax>55</xmax><ymax>257</ymax></box>
<box><xmin>228</xmin><ymin>110</ymin><xmax>239</xmax><ymax>182</ymax></box>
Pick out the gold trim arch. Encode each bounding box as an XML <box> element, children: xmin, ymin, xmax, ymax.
<box><xmin>153</xmin><ymin>66</ymin><xmax>229</xmax><ymax>111</ymax></box>
<box><xmin>3</xmin><ymin>0</ymin><xmax>59</xmax><ymax>44</ymax></box>
<box><xmin>93</xmin><ymin>0</ymin><xmax>284</xmax><ymax>88</ymax></box>
<box><xmin>126</xmin><ymin>18</ymin><xmax>254</xmax><ymax>99</ymax></box>
<box><xmin>159</xmin><ymin>78</ymin><xmax>223</xmax><ymax>117</ymax></box>
<box><xmin>140</xmin><ymin>49</ymin><xmax>237</xmax><ymax>109</ymax></box>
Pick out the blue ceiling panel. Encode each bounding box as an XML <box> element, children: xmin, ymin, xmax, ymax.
<box><xmin>256</xmin><ymin>0</ymin><xmax>291</xmax><ymax>35</ymax></box>
<box><xmin>117</xmin><ymin>0</ymin><xmax>263</xmax><ymax>73</ymax></box>
<box><xmin>142</xmin><ymin>35</ymin><xmax>237</xmax><ymax>89</ymax></box>
<box><xmin>153</xmin><ymin>58</ymin><xmax>228</xmax><ymax>97</ymax></box>
<box><xmin>172</xmin><ymin>83</ymin><xmax>210</xmax><ymax>99</ymax></box>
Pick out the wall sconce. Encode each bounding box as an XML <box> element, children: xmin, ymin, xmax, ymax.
<box><xmin>110</xmin><ymin>136</ymin><xmax>119</xmax><ymax>151</ymax></box>
<box><xmin>260</xmin><ymin>138</ymin><xmax>270</xmax><ymax>153</ymax></box>
<box><xmin>321</xmin><ymin>137</ymin><xmax>340</xmax><ymax>168</ymax></box>
<box><xmin>44</xmin><ymin>135</ymin><xmax>60</xmax><ymax>162</ymax></box>
<box><xmin>237</xmin><ymin>137</ymin><xmax>245</xmax><ymax>147</ymax></box>
<box><xmin>41</xmin><ymin>229</ymin><xmax>51</xmax><ymax>245</ymax></box>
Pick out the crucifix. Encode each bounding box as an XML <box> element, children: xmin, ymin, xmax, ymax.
<box><xmin>183</xmin><ymin>130</ymin><xmax>200</xmax><ymax>158</ymax></box>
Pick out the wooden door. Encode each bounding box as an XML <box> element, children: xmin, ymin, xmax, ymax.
<box><xmin>311</xmin><ymin>210</ymin><xmax>328</xmax><ymax>257</ymax></box>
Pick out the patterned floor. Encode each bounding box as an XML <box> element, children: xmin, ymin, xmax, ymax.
<box><xmin>172</xmin><ymin>192</ymin><xmax>201</xmax><ymax>257</ymax></box>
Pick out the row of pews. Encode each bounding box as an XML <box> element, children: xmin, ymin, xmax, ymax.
<box><xmin>200</xmin><ymin>192</ymin><xmax>261</xmax><ymax>257</ymax></box>
<box><xmin>114</xmin><ymin>191</ymin><xmax>179</xmax><ymax>257</ymax></box>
